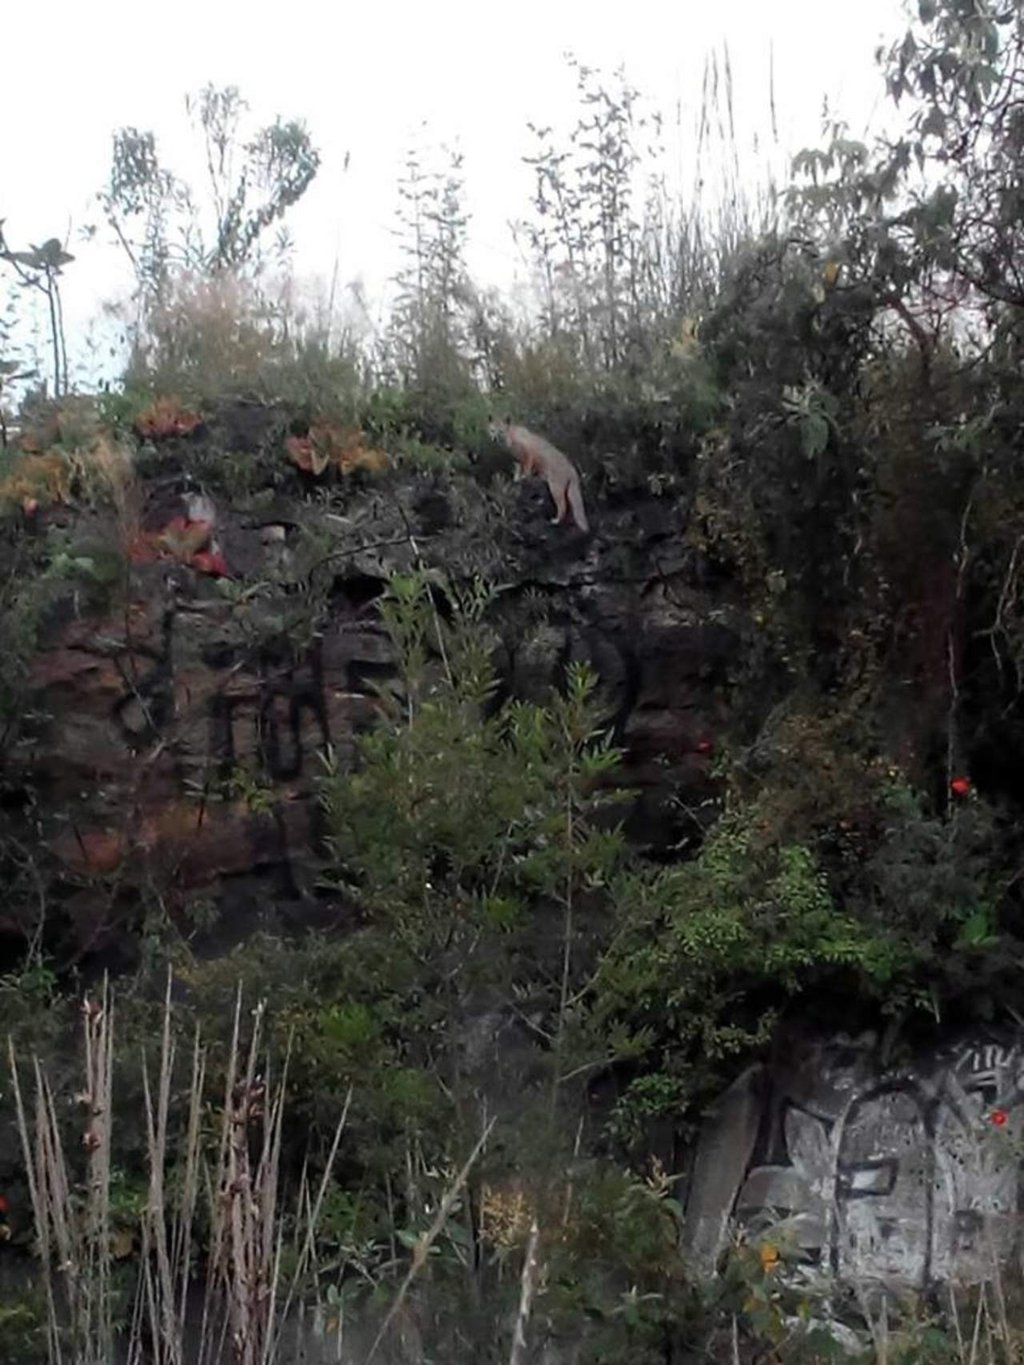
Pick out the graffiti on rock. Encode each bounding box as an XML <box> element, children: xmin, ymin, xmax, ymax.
<box><xmin>683</xmin><ymin>1032</ymin><xmax>1024</xmax><ymax>1285</ymax></box>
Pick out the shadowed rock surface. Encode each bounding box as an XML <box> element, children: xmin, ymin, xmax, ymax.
<box><xmin>0</xmin><ymin>409</ymin><xmax>740</xmax><ymax>970</ymax></box>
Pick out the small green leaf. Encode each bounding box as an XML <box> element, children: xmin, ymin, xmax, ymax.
<box><xmin>956</xmin><ymin>905</ymin><xmax>996</xmax><ymax>947</ymax></box>
<box><xmin>800</xmin><ymin>412</ymin><xmax>829</xmax><ymax>459</ymax></box>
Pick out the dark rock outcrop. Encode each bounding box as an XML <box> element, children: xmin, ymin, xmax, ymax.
<box><xmin>0</xmin><ymin>433</ymin><xmax>746</xmax><ymax>966</ymax></box>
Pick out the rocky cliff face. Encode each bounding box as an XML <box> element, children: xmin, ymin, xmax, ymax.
<box><xmin>5</xmin><ymin>407</ymin><xmax>1024</xmax><ymax>1293</ymax></box>
<box><xmin>1</xmin><ymin>406</ymin><xmax>742</xmax><ymax>969</ymax></box>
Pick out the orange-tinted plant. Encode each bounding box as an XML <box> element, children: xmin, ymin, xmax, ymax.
<box><xmin>285</xmin><ymin>422</ymin><xmax>388</xmax><ymax>478</ymax></box>
<box><xmin>128</xmin><ymin>515</ymin><xmax>230</xmax><ymax>577</ymax></box>
<box><xmin>0</xmin><ymin>452</ymin><xmax>76</xmax><ymax>509</ymax></box>
<box><xmin>133</xmin><ymin>397</ymin><xmax>203</xmax><ymax>440</ymax></box>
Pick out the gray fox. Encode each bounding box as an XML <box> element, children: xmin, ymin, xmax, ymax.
<box><xmin>488</xmin><ymin>418</ymin><xmax>589</xmax><ymax>533</ymax></box>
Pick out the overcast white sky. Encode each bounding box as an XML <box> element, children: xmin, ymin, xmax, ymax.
<box><xmin>3</xmin><ymin>0</ymin><xmax>909</xmax><ymax>386</ymax></box>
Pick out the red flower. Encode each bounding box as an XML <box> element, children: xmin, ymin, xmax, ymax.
<box><xmin>950</xmin><ymin>776</ymin><xmax>972</xmax><ymax>797</ymax></box>
<box><xmin>991</xmin><ymin>1108</ymin><xmax>1008</xmax><ymax>1127</ymax></box>
<box><xmin>695</xmin><ymin>738</ymin><xmax>714</xmax><ymax>755</ymax></box>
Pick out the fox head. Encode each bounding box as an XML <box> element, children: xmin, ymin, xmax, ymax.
<box><xmin>487</xmin><ymin>416</ymin><xmax>512</xmax><ymax>443</ymax></box>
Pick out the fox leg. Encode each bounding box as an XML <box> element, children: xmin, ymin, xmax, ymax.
<box><xmin>566</xmin><ymin>476</ymin><xmax>589</xmax><ymax>533</ymax></box>
<box><xmin>550</xmin><ymin>482</ymin><xmax>568</xmax><ymax>524</ymax></box>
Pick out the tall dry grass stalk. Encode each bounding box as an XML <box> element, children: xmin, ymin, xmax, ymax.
<box><xmin>89</xmin><ymin>434</ymin><xmax>141</xmax><ymax>557</ymax></box>
<box><xmin>10</xmin><ymin>975</ymin><xmax>349</xmax><ymax>1365</ymax></box>
<box><xmin>10</xmin><ymin>980</ymin><xmax>115</xmax><ymax>1365</ymax></box>
<box><xmin>507</xmin><ymin>1215</ymin><xmax>541</xmax><ymax>1365</ymax></box>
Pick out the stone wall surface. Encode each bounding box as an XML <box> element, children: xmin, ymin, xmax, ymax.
<box><xmin>683</xmin><ymin>1029</ymin><xmax>1024</xmax><ymax>1286</ymax></box>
